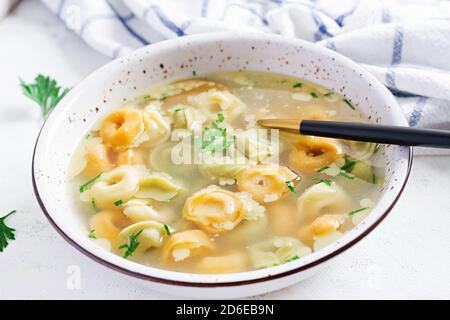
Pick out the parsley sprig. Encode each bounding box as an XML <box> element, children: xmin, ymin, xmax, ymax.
<box><xmin>201</xmin><ymin>113</ymin><xmax>235</xmax><ymax>152</ymax></box>
<box><xmin>20</xmin><ymin>74</ymin><xmax>70</xmax><ymax>118</ymax></box>
<box><xmin>119</xmin><ymin>229</ymin><xmax>143</xmax><ymax>259</ymax></box>
<box><xmin>0</xmin><ymin>210</ymin><xmax>17</xmax><ymax>252</ymax></box>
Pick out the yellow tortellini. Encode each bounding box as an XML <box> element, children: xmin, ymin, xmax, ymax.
<box><xmin>187</xmin><ymin>89</ymin><xmax>246</xmax><ymax>121</ymax></box>
<box><xmin>183</xmin><ymin>186</ymin><xmax>245</xmax><ymax>234</ymax></box>
<box><xmin>195</xmin><ymin>251</ymin><xmax>248</xmax><ymax>274</ymax></box>
<box><xmin>296</xmin><ymin>182</ymin><xmax>351</xmax><ymax>222</ymax></box>
<box><xmin>88</xmin><ymin>165</ymin><xmax>141</xmax><ymax>208</ymax></box>
<box><xmin>163</xmin><ymin>230</ymin><xmax>215</xmax><ymax>262</ymax></box>
<box><xmin>118</xmin><ymin>221</ymin><xmax>171</xmax><ymax>252</ymax></box>
<box><xmin>135</xmin><ymin>173</ymin><xmax>181</xmax><ymax>201</ymax></box>
<box><xmin>236</xmin><ymin>164</ymin><xmax>297</xmax><ymax>203</ymax></box>
<box><xmin>248</xmin><ymin>237</ymin><xmax>311</xmax><ymax>269</ymax></box>
<box><xmin>100</xmin><ymin>108</ymin><xmax>144</xmax><ymax>149</ymax></box>
<box><xmin>298</xmin><ymin>214</ymin><xmax>346</xmax><ymax>248</ymax></box>
<box><xmin>135</xmin><ymin>107</ymin><xmax>171</xmax><ymax>147</ymax></box>
<box><xmin>289</xmin><ymin>135</ymin><xmax>343</xmax><ymax>175</ymax></box>
<box><xmin>89</xmin><ymin>210</ymin><xmax>132</xmax><ymax>248</ymax></box>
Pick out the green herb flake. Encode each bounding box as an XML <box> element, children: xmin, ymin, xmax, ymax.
<box><xmin>201</xmin><ymin>114</ymin><xmax>235</xmax><ymax>152</ymax></box>
<box><xmin>163</xmin><ymin>224</ymin><xmax>171</xmax><ymax>236</ymax></box>
<box><xmin>341</xmin><ymin>160</ymin><xmax>357</xmax><ymax>171</ymax></box>
<box><xmin>0</xmin><ymin>210</ymin><xmax>16</xmax><ymax>252</ymax></box>
<box><xmin>286</xmin><ymin>181</ymin><xmax>296</xmax><ymax>193</ymax></box>
<box><xmin>88</xmin><ymin>229</ymin><xmax>97</xmax><ymax>239</ymax></box>
<box><xmin>175</xmin><ymin>108</ymin><xmax>183</xmax><ymax>112</ymax></box>
<box><xmin>119</xmin><ymin>229</ymin><xmax>143</xmax><ymax>259</ymax></box>
<box><xmin>217</xmin><ymin>113</ymin><xmax>225</xmax><ymax>123</ymax></box>
<box><xmin>308</xmin><ymin>177</ymin><xmax>332</xmax><ymax>186</ymax></box>
<box><xmin>160</xmin><ymin>95</ymin><xmax>168</xmax><ymax>102</ymax></box>
<box><xmin>310</xmin><ymin>92</ymin><xmax>318</xmax><ymax>98</ymax></box>
<box><xmin>292</xmin><ymin>82</ymin><xmax>302</xmax><ymax>89</ymax></box>
<box><xmin>192</xmin><ymin>70</ymin><xmax>197</xmax><ymax>77</ymax></box>
<box><xmin>285</xmin><ymin>255</ymin><xmax>300</xmax><ymax>263</ymax></box>
<box><xmin>79</xmin><ymin>172</ymin><xmax>103</xmax><ymax>193</ymax></box>
<box><xmin>324</xmin><ymin>92</ymin><xmax>334</xmax><ymax>97</ymax></box>
<box><xmin>343</xmin><ymin>98</ymin><xmax>356</xmax><ymax>110</ymax></box>
<box><xmin>91</xmin><ymin>198</ymin><xmax>98</xmax><ymax>211</ymax></box>
<box><xmin>19</xmin><ymin>75</ymin><xmax>70</xmax><ymax>119</ymax></box>
<box><xmin>114</xmin><ymin>200</ymin><xmax>124</xmax><ymax>207</ymax></box>
<box><xmin>349</xmin><ymin>207</ymin><xmax>368</xmax><ymax>216</ymax></box>
<box><xmin>338</xmin><ymin>171</ymin><xmax>355</xmax><ymax>180</ymax></box>
<box><xmin>144</xmin><ymin>95</ymin><xmax>152</xmax><ymax>100</ymax></box>
<box><xmin>316</xmin><ymin>165</ymin><xmax>330</xmax><ymax>173</ymax></box>
<box><xmin>372</xmin><ymin>173</ymin><xmax>377</xmax><ymax>184</ymax></box>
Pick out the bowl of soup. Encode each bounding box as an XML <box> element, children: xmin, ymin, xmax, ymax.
<box><xmin>32</xmin><ymin>33</ymin><xmax>412</xmax><ymax>298</ymax></box>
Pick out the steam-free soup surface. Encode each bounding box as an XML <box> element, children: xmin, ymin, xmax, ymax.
<box><xmin>68</xmin><ymin>72</ymin><xmax>383</xmax><ymax>274</ymax></box>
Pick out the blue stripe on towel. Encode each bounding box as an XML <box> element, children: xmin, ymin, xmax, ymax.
<box><xmin>225</xmin><ymin>4</ymin><xmax>269</xmax><ymax>26</ymax></box>
<box><xmin>385</xmin><ymin>69</ymin><xmax>397</xmax><ymax>90</ymax></box>
<box><xmin>335</xmin><ymin>6</ymin><xmax>355</xmax><ymax>27</ymax></box>
<box><xmin>311</xmin><ymin>10</ymin><xmax>333</xmax><ymax>40</ymax></box>
<box><xmin>392</xmin><ymin>27</ymin><xmax>404</xmax><ymax>65</ymax></box>
<box><xmin>106</xmin><ymin>0</ymin><xmax>150</xmax><ymax>45</ymax></box>
<box><xmin>382</xmin><ymin>8</ymin><xmax>391</xmax><ymax>23</ymax></box>
<box><xmin>145</xmin><ymin>5</ymin><xmax>185</xmax><ymax>37</ymax></box>
<box><xmin>201</xmin><ymin>0</ymin><xmax>209</xmax><ymax>17</ymax></box>
<box><xmin>409</xmin><ymin>96</ymin><xmax>428</xmax><ymax>127</ymax></box>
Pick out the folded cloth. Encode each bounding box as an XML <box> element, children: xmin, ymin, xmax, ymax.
<box><xmin>0</xmin><ymin>0</ymin><xmax>19</xmax><ymax>20</ymax></box>
<box><xmin>40</xmin><ymin>0</ymin><xmax>450</xmax><ymax>154</ymax></box>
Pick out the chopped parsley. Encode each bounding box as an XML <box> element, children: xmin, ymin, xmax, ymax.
<box><xmin>88</xmin><ymin>229</ymin><xmax>97</xmax><ymax>239</ymax></box>
<box><xmin>338</xmin><ymin>171</ymin><xmax>355</xmax><ymax>179</ymax></box>
<box><xmin>163</xmin><ymin>224</ymin><xmax>171</xmax><ymax>236</ymax></box>
<box><xmin>285</xmin><ymin>255</ymin><xmax>300</xmax><ymax>263</ymax></box>
<box><xmin>114</xmin><ymin>200</ymin><xmax>124</xmax><ymax>207</ymax></box>
<box><xmin>316</xmin><ymin>165</ymin><xmax>330</xmax><ymax>173</ymax></box>
<box><xmin>192</xmin><ymin>70</ymin><xmax>197</xmax><ymax>77</ymax></box>
<box><xmin>286</xmin><ymin>181</ymin><xmax>296</xmax><ymax>193</ymax></box>
<box><xmin>91</xmin><ymin>198</ymin><xmax>98</xmax><ymax>211</ymax></box>
<box><xmin>0</xmin><ymin>210</ymin><xmax>16</xmax><ymax>252</ymax></box>
<box><xmin>292</xmin><ymin>82</ymin><xmax>302</xmax><ymax>89</ymax></box>
<box><xmin>160</xmin><ymin>95</ymin><xmax>168</xmax><ymax>102</ymax></box>
<box><xmin>19</xmin><ymin>74</ymin><xmax>70</xmax><ymax>119</ymax></box>
<box><xmin>175</xmin><ymin>108</ymin><xmax>183</xmax><ymax>112</ymax></box>
<box><xmin>372</xmin><ymin>173</ymin><xmax>377</xmax><ymax>184</ymax></box>
<box><xmin>343</xmin><ymin>98</ymin><xmax>355</xmax><ymax>110</ymax></box>
<box><xmin>324</xmin><ymin>92</ymin><xmax>334</xmax><ymax>97</ymax></box>
<box><xmin>119</xmin><ymin>229</ymin><xmax>143</xmax><ymax>259</ymax></box>
<box><xmin>310</xmin><ymin>92</ymin><xmax>318</xmax><ymax>98</ymax></box>
<box><xmin>201</xmin><ymin>113</ymin><xmax>235</xmax><ymax>152</ymax></box>
<box><xmin>308</xmin><ymin>177</ymin><xmax>332</xmax><ymax>186</ymax></box>
<box><xmin>217</xmin><ymin>112</ymin><xmax>225</xmax><ymax>123</ymax></box>
<box><xmin>79</xmin><ymin>172</ymin><xmax>103</xmax><ymax>193</ymax></box>
<box><xmin>349</xmin><ymin>207</ymin><xmax>368</xmax><ymax>216</ymax></box>
<box><xmin>340</xmin><ymin>160</ymin><xmax>357</xmax><ymax>171</ymax></box>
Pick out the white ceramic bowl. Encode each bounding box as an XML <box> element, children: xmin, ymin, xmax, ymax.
<box><xmin>32</xmin><ymin>33</ymin><xmax>412</xmax><ymax>299</ymax></box>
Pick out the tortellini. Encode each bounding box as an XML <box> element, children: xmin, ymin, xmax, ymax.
<box><xmin>196</xmin><ymin>251</ymin><xmax>248</xmax><ymax>274</ymax></box>
<box><xmin>135</xmin><ymin>173</ymin><xmax>181</xmax><ymax>201</ymax></box>
<box><xmin>296</xmin><ymin>182</ymin><xmax>351</xmax><ymax>222</ymax></box>
<box><xmin>89</xmin><ymin>210</ymin><xmax>131</xmax><ymax>248</ymax></box>
<box><xmin>198</xmin><ymin>156</ymin><xmax>248</xmax><ymax>182</ymax></box>
<box><xmin>236</xmin><ymin>164</ymin><xmax>297</xmax><ymax>203</ymax></box>
<box><xmin>88</xmin><ymin>165</ymin><xmax>141</xmax><ymax>208</ymax></box>
<box><xmin>289</xmin><ymin>136</ymin><xmax>343</xmax><ymax>175</ymax></box>
<box><xmin>162</xmin><ymin>230</ymin><xmax>214</xmax><ymax>262</ymax></box>
<box><xmin>117</xmin><ymin>149</ymin><xmax>145</xmax><ymax>166</ymax></box>
<box><xmin>187</xmin><ymin>89</ymin><xmax>246</xmax><ymax>121</ymax></box>
<box><xmin>172</xmin><ymin>106</ymin><xmax>207</xmax><ymax>131</ymax></box>
<box><xmin>138</xmin><ymin>107</ymin><xmax>171</xmax><ymax>147</ymax></box>
<box><xmin>122</xmin><ymin>199</ymin><xmax>173</xmax><ymax>224</ymax></box>
<box><xmin>235</xmin><ymin>129</ymin><xmax>273</xmax><ymax>163</ymax></box>
<box><xmin>298</xmin><ymin>214</ymin><xmax>345</xmax><ymax>248</ymax></box>
<box><xmin>341</xmin><ymin>141</ymin><xmax>377</xmax><ymax>161</ymax></box>
<box><xmin>100</xmin><ymin>108</ymin><xmax>144</xmax><ymax>149</ymax></box>
<box><xmin>183</xmin><ymin>186</ymin><xmax>245</xmax><ymax>233</ymax></box>
<box><xmin>267</xmin><ymin>202</ymin><xmax>298</xmax><ymax>236</ymax></box>
<box><xmin>118</xmin><ymin>221</ymin><xmax>171</xmax><ymax>252</ymax></box>
<box><xmin>248</xmin><ymin>237</ymin><xmax>311</xmax><ymax>269</ymax></box>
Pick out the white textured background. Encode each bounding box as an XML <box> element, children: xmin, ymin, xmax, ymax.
<box><xmin>0</xmin><ymin>0</ymin><xmax>449</xmax><ymax>300</ymax></box>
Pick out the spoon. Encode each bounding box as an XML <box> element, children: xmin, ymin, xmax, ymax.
<box><xmin>257</xmin><ymin>119</ymin><xmax>450</xmax><ymax>149</ymax></box>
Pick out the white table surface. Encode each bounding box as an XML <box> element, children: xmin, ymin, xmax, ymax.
<box><xmin>0</xmin><ymin>0</ymin><xmax>449</xmax><ymax>300</ymax></box>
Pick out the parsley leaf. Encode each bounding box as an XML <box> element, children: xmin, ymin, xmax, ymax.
<box><xmin>201</xmin><ymin>114</ymin><xmax>235</xmax><ymax>152</ymax></box>
<box><xmin>79</xmin><ymin>172</ymin><xmax>103</xmax><ymax>193</ymax></box>
<box><xmin>343</xmin><ymin>98</ymin><xmax>355</xmax><ymax>110</ymax></box>
<box><xmin>349</xmin><ymin>207</ymin><xmax>368</xmax><ymax>216</ymax></box>
<box><xmin>88</xmin><ymin>229</ymin><xmax>97</xmax><ymax>239</ymax></box>
<box><xmin>119</xmin><ymin>229</ymin><xmax>143</xmax><ymax>259</ymax></box>
<box><xmin>163</xmin><ymin>224</ymin><xmax>171</xmax><ymax>236</ymax></box>
<box><xmin>310</xmin><ymin>92</ymin><xmax>318</xmax><ymax>98</ymax></box>
<box><xmin>286</xmin><ymin>181</ymin><xmax>296</xmax><ymax>193</ymax></box>
<box><xmin>114</xmin><ymin>200</ymin><xmax>124</xmax><ymax>207</ymax></box>
<box><xmin>307</xmin><ymin>177</ymin><xmax>332</xmax><ymax>186</ymax></box>
<box><xmin>316</xmin><ymin>165</ymin><xmax>330</xmax><ymax>173</ymax></box>
<box><xmin>340</xmin><ymin>160</ymin><xmax>357</xmax><ymax>171</ymax></box>
<box><xmin>285</xmin><ymin>255</ymin><xmax>300</xmax><ymax>263</ymax></box>
<box><xmin>292</xmin><ymin>82</ymin><xmax>302</xmax><ymax>89</ymax></box>
<box><xmin>19</xmin><ymin>75</ymin><xmax>70</xmax><ymax>118</ymax></box>
<box><xmin>0</xmin><ymin>210</ymin><xmax>17</xmax><ymax>252</ymax></box>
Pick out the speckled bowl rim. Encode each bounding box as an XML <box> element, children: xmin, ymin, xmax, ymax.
<box><xmin>32</xmin><ymin>33</ymin><xmax>413</xmax><ymax>288</ymax></box>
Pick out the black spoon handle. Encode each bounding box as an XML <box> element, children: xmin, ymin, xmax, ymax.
<box><xmin>300</xmin><ymin>120</ymin><xmax>450</xmax><ymax>149</ymax></box>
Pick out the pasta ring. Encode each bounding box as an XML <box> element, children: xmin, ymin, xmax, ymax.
<box><xmin>183</xmin><ymin>187</ymin><xmax>245</xmax><ymax>234</ymax></box>
<box><xmin>89</xmin><ymin>210</ymin><xmax>131</xmax><ymax>248</ymax></box>
<box><xmin>100</xmin><ymin>108</ymin><xmax>144</xmax><ymax>148</ymax></box>
<box><xmin>82</xmin><ymin>141</ymin><xmax>113</xmax><ymax>177</ymax></box>
<box><xmin>162</xmin><ymin>229</ymin><xmax>214</xmax><ymax>262</ymax></box>
<box><xmin>289</xmin><ymin>136</ymin><xmax>343</xmax><ymax>175</ymax></box>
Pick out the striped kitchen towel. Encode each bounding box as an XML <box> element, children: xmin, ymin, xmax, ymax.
<box><xmin>40</xmin><ymin>0</ymin><xmax>450</xmax><ymax>154</ymax></box>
